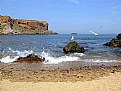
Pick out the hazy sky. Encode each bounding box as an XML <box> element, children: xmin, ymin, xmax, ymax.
<box><xmin>0</xmin><ymin>0</ymin><xmax>121</xmax><ymax>34</ymax></box>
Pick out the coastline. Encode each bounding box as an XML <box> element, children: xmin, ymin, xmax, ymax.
<box><xmin>0</xmin><ymin>33</ymin><xmax>58</xmax><ymax>35</ymax></box>
<box><xmin>1</xmin><ymin>61</ymin><xmax>121</xmax><ymax>82</ymax></box>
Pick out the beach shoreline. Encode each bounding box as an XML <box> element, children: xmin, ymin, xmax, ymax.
<box><xmin>0</xmin><ymin>61</ymin><xmax>121</xmax><ymax>82</ymax></box>
<box><xmin>1</xmin><ymin>61</ymin><xmax>121</xmax><ymax>91</ymax></box>
<box><xmin>1</xmin><ymin>72</ymin><xmax>121</xmax><ymax>91</ymax></box>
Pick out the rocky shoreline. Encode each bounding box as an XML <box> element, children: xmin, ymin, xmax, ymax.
<box><xmin>0</xmin><ymin>62</ymin><xmax>121</xmax><ymax>82</ymax></box>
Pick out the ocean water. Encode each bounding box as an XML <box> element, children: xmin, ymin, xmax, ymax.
<box><xmin>0</xmin><ymin>34</ymin><xmax>121</xmax><ymax>64</ymax></box>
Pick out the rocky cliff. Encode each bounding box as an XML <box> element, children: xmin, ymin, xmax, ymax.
<box><xmin>0</xmin><ymin>16</ymin><xmax>57</xmax><ymax>35</ymax></box>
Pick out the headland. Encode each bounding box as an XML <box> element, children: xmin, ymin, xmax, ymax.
<box><xmin>0</xmin><ymin>16</ymin><xmax>57</xmax><ymax>35</ymax></box>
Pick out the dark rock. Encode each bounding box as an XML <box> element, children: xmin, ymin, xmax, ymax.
<box><xmin>111</xmin><ymin>70</ymin><xmax>115</xmax><ymax>73</ymax></box>
<box><xmin>104</xmin><ymin>42</ymin><xmax>110</xmax><ymax>46</ymax></box>
<box><xmin>116</xmin><ymin>33</ymin><xmax>121</xmax><ymax>39</ymax></box>
<box><xmin>14</xmin><ymin>54</ymin><xmax>45</xmax><ymax>63</ymax></box>
<box><xmin>104</xmin><ymin>33</ymin><xmax>121</xmax><ymax>48</ymax></box>
<box><xmin>63</xmin><ymin>41</ymin><xmax>85</xmax><ymax>53</ymax></box>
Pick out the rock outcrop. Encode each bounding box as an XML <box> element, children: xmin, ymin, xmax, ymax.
<box><xmin>63</xmin><ymin>41</ymin><xmax>85</xmax><ymax>53</ymax></box>
<box><xmin>104</xmin><ymin>33</ymin><xmax>121</xmax><ymax>47</ymax></box>
<box><xmin>0</xmin><ymin>16</ymin><xmax>57</xmax><ymax>35</ymax></box>
<box><xmin>14</xmin><ymin>54</ymin><xmax>45</xmax><ymax>63</ymax></box>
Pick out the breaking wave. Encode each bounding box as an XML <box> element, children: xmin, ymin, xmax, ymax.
<box><xmin>0</xmin><ymin>48</ymin><xmax>84</xmax><ymax>64</ymax></box>
<box><xmin>0</xmin><ymin>48</ymin><xmax>118</xmax><ymax>64</ymax></box>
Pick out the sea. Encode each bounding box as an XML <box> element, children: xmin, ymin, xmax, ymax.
<box><xmin>0</xmin><ymin>34</ymin><xmax>121</xmax><ymax>64</ymax></box>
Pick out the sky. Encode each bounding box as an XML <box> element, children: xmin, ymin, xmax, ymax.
<box><xmin>0</xmin><ymin>0</ymin><xmax>121</xmax><ymax>34</ymax></box>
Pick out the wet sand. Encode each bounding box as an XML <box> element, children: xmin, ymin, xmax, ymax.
<box><xmin>0</xmin><ymin>61</ymin><xmax>121</xmax><ymax>82</ymax></box>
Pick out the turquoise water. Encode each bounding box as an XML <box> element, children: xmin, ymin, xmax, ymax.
<box><xmin>0</xmin><ymin>34</ymin><xmax>121</xmax><ymax>64</ymax></box>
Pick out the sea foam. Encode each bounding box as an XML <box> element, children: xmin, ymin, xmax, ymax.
<box><xmin>0</xmin><ymin>56</ymin><xmax>19</xmax><ymax>63</ymax></box>
<box><xmin>0</xmin><ymin>48</ymin><xmax>34</xmax><ymax>63</ymax></box>
<box><xmin>8</xmin><ymin>47</ymin><xmax>34</xmax><ymax>57</ymax></box>
<box><xmin>0</xmin><ymin>48</ymin><xmax>116</xmax><ymax>64</ymax></box>
<box><xmin>40</xmin><ymin>51</ymin><xmax>82</xmax><ymax>64</ymax></box>
<box><xmin>0</xmin><ymin>48</ymin><xmax>85</xmax><ymax>64</ymax></box>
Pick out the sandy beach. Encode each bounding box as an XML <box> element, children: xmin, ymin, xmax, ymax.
<box><xmin>1</xmin><ymin>72</ymin><xmax>121</xmax><ymax>91</ymax></box>
<box><xmin>0</xmin><ymin>62</ymin><xmax>121</xmax><ymax>91</ymax></box>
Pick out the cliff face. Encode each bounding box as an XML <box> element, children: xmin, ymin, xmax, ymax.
<box><xmin>0</xmin><ymin>16</ymin><xmax>57</xmax><ymax>35</ymax></box>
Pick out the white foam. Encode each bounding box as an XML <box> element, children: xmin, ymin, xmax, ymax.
<box><xmin>3</xmin><ymin>48</ymin><xmax>116</xmax><ymax>64</ymax></box>
<box><xmin>82</xmin><ymin>59</ymin><xmax>117</xmax><ymax>62</ymax></box>
<box><xmin>45</xmin><ymin>56</ymin><xmax>80</xmax><ymax>64</ymax></box>
<box><xmin>0</xmin><ymin>48</ymin><xmax>85</xmax><ymax>63</ymax></box>
<box><xmin>69</xmin><ymin>53</ymin><xmax>85</xmax><ymax>57</ymax></box>
<box><xmin>0</xmin><ymin>50</ymin><xmax>118</xmax><ymax>64</ymax></box>
<box><xmin>0</xmin><ymin>48</ymin><xmax>34</xmax><ymax>63</ymax></box>
<box><xmin>0</xmin><ymin>56</ymin><xmax>19</xmax><ymax>63</ymax></box>
<box><xmin>8</xmin><ymin>47</ymin><xmax>33</xmax><ymax>57</ymax></box>
<box><xmin>40</xmin><ymin>51</ymin><xmax>82</xmax><ymax>64</ymax></box>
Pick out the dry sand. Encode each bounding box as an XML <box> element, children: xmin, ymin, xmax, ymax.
<box><xmin>1</xmin><ymin>72</ymin><xmax>121</xmax><ymax>91</ymax></box>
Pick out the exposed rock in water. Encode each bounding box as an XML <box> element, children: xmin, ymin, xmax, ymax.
<box><xmin>0</xmin><ymin>16</ymin><xmax>57</xmax><ymax>35</ymax></box>
<box><xmin>116</xmin><ymin>33</ymin><xmax>121</xmax><ymax>40</ymax></box>
<box><xmin>14</xmin><ymin>54</ymin><xmax>45</xmax><ymax>63</ymax></box>
<box><xmin>63</xmin><ymin>41</ymin><xmax>85</xmax><ymax>54</ymax></box>
<box><xmin>104</xmin><ymin>33</ymin><xmax>121</xmax><ymax>47</ymax></box>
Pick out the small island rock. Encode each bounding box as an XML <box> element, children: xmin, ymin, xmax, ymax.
<box><xmin>63</xmin><ymin>41</ymin><xmax>85</xmax><ymax>54</ymax></box>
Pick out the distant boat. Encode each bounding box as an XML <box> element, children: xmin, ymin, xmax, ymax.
<box><xmin>89</xmin><ymin>31</ymin><xmax>98</xmax><ymax>36</ymax></box>
<box><xmin>71</xmin><ymin>32</ymin><xmax>77</xmax><ymax>34</ymax></box>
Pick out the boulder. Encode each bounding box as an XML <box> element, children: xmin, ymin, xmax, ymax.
<box><xmin>14</xmin><ymin>54</ymin><xmax>45</xmax><ymax>63</ymax></box>
<box><xmin>63</xmin><ymin>41</ymin><xmax>85</xmax><ymax>53</ymax></box>
<box><xmin>116</xmin><ymin>33</ymin><xmax>121</xmax><ymax>40</ymax></box>
<box><xmin>104</xmin><ymin>33</ymin><xmax>121</xmax><ymax>48</ymax></box>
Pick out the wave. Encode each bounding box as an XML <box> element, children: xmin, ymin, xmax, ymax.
<box><xmin>0</xmin><ymin>56</ymin><xmax>19</xmax><ymax>63</ymax></box>
<box><xmin>0</xmin><ymin>48</ymin><xmax>118</xmax><ymax>64</ymax></box>
<box><xmin>0</xmin><ymin>48</ymin><xmax>84</xmax><ymax>64</ymax></box>
<box><xmin>0</xmin><ymin>47</ymin><xmax>34</xmax><ymax>63</ymax></box>
<box><xmin>40</xmin><ymin>51</ymin><xmax>82</xmax><ymax>64</ymax></box>
<box><xmin>8</xmin><ymin>47</ymin><xmax>34</xmax><ymax>57</ymax></box>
